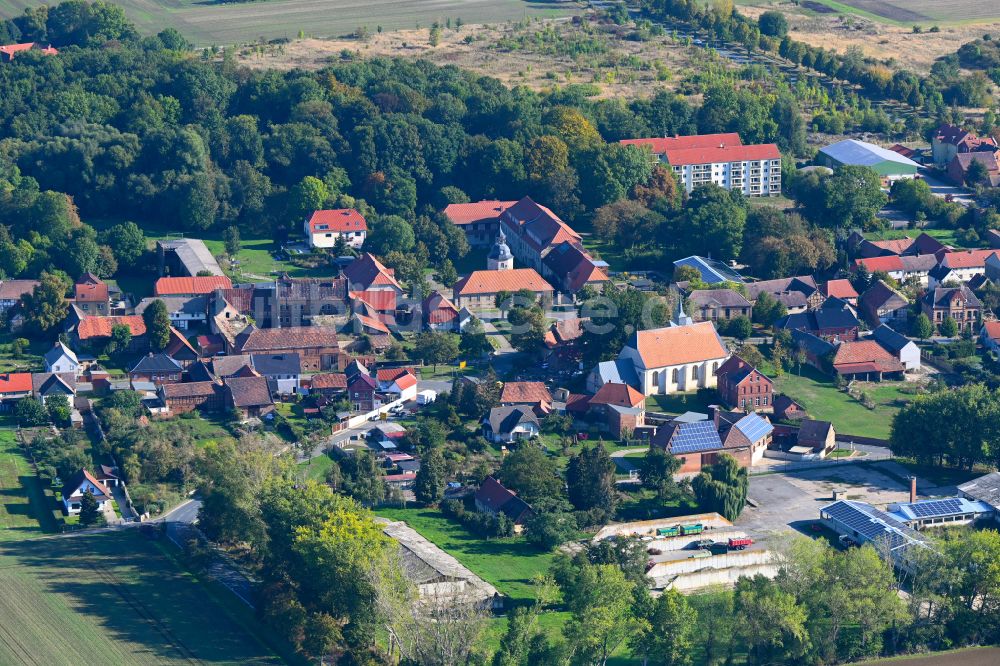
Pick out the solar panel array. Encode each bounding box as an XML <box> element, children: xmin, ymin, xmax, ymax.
<box><xmin>907</xmin><ymin>498</ymin><xmax>965</xmax><ymax>519</ymax></box>
<box><xmin>670</xmin><ymin>420</ymin><xmax>723</xmax><ymax>454</ymax></box>
<box><xmin>734</xmin><ymin>413</ymin><xmax>773</xmax><ymax>443</ymax></box>
<box><xmin>823</xmin><ymin>501</ymin><xmax>921</xmax><ymax>552</ymax></box>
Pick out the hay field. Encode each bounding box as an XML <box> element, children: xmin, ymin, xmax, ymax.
<box><xmin>740</xmin><ymin>5</ymin><xmax>1000</xmax><ymax>74</ymax></box>
<box><xmin>805</xmin><ymin>0</ymin><xmax>1000</xmax><ymax>24</ymax></box>
<box><xmin>0</xmin><ymin>0</ymin><xmax>577</xmax><ymax>47</ymax></box>
<box><xmin>0</xmin><ymin>530</ymin><xmax>281</xmax><ymax>665</ymax></box>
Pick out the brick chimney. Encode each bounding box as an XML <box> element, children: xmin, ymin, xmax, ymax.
<box><xmin>707</xmin><ymin>405</ymin><xmax>720</xmax><ymax>428</ymax></box>
<box><xmin>910</xmin><ymin>476</ymin><xmax>917</xmax><ymax>504</ymax></box>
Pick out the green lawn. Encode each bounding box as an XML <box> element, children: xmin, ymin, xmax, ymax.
<box><xmin>0</xmin><ymin>337</ymin><xmax>44</xmax><ymax>374</ymax></box>
<box><xmin>0</xmin><ymin>530</ymin><xmax>283</xmax><ymax>665</ymax></box>
<box><xmin>864</xmin><ymin>227</ymin><xmax>972</xmax><ymax>249</ymax></box>
<box><xmin>771</xmin><ymin>366</ymin><xmax>912</xmax><ymax>440</ymax></box>
<box><xmin>0</xmin><ymin>428</ymin><xmax>59</xmax><ymax>541</ymax></box>
<box><xmin>645</xmin><ymin>390</ymin><xmax>716</xmax><ymax>415</ymax></box>
<box><xmin>298</xmin><ymin>453</ymin><xmax>337</xmax><ymax>483</ymax></box>
<box><xmin>376</xmin><ymin>507</ymin><xmax>558</xmax><ymax>603</ymax></box>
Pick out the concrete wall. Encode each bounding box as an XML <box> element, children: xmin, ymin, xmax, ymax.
<box><xmin>648</xmin><ymin>549</ymin><xmax>776</xmax><ymax>581</ymax></box>
<box><xmin>664</xmin><ymin>564</ymin><xmax>781</xmax><ymax>593</ymax></box>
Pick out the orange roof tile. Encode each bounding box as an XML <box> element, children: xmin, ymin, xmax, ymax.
<box><xmin>500</xmin><ymin>381</ymin><xmax>552</xmax><ymax>405</ymax></box>
<box><xmin>0</xmin><ymin>373</ymin><xmax>32</xmax><ymax>393</ymax></box>
<box><xmin>630</xmin><ymin>322</ymin><xmax>728</xmax><ymax>368</ymax></box>
<box><xmin>453</xmin><ymin>268</ymin><xmax>553</xmax><ymax>296</ymax></box>
<box><xmin>620</xmin><ymin>133</ymin><xmax>743</xmax><ymax>154</ymax></box>
<box><xmin>393</xmin><ymin>373</ymin><xmax>418</xmax><ymax>390</ymax></box>
<box><xmin>154</xmin><ymin>276</ymin><xmax>232</xmax><ymax>296</ymax></box>
<box><xmin>589</xmin><ymin>382</ymin><xmax>645</xmax><ymax>408</ymax></box>
<box><xmin>661</xmin><ymin>143</ymin><xmax>780</xmax><ymax>166</ymax></box>
<box><xmin>821</xmin><ymin>279</ymin><xmax>859</xmax><ymax>299</ymax></box>
<box><xmin>307</xmin><ymin>209</ymin><xmax>367</xmax><ymax>234</ymax></box>
<box><xmin>982</xmin><ymin>321</ymin><xmax>1000</xmax><ymax>342</ymax></box>
<box><xmin>940</xmin><ymin>249</ymin><xmax>997</xmax><ymax>269</ymax></box>
<box><xmin>77</xmin><ymin>316</ymin><xmax>146</xmax><ymax>340</ymax></box>
<box><xmin>443</xmin><ymin>200</ymin><xmax>517</xmax><ymax>225</ymax></box>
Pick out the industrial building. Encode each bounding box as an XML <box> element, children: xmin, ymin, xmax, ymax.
<box><xmin>820</xmin><ymin>500</ymin><xmax>928</xmax><ymax>570</ymax></box>
<box><xmin>816</xmin><ymin>139</ymin><xmax>920</xmax><ymax>185</ymax></box>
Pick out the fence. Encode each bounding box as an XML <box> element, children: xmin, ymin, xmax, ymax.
<box><xmin>750</xmin><ymin>451</ymin><xmax>892</xmax><ymax>476</ymax></box>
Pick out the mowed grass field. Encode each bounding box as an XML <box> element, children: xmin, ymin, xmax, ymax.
<box><xmin>772</xmin><ymin>365</ymin><xmax>911</xmax><ymax>440</ymax></box>
<box><xmin>377</xmin><ymin>507</ymin><xmax>558</xmax><ymax>603</ymax></box>
<box><xmin>0</xmin><ymin>0</ymin><xmax>577</xmax><ymax>47</ymax></box>
<box><xmin>802</xmin><ymin>0</ymin><xmax>1000</xmax><ymax>23</ymax></box>
<box><xmin>0</xmin><ymin>530</ymin><xmax>283</xmax><ymax>665</ymax></box>
<box><xmin>0</xmin><ymin>427</ymin><xmax>59</xmax><ymax>541</ymax></box>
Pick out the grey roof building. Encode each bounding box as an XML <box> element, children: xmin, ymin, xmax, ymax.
<box><xmin>958</xmin><ymin>473</ymin><xmax>1000</xmax><ymax>511</ymax></box>
<box><xmin>673</xmin><ymin>256</ymin><xmax>744</xmax><ymax>284</ymax></box>
<box><xmin>130</xmin><ymin>353</ymin><xmax>184</xmax><ymax>374</ymax></box>
<box><xmin>250</xmin><ymin>353</ymin><xmax>301</xmax><ymax>377</ymax></box>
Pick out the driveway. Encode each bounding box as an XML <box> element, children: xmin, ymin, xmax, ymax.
<box><xmin>918</xmin><ymin>169</ymin><xmax>974</xmax><ymax>206</ymax></box>
<box><xmin>610</xmin><ymin>447</ymin><xmax>646</xmax><ymax>473</ymax></box>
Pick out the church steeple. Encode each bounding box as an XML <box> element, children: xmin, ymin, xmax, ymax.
<box><xmin>487</xmin><ymin>229</ymin><xmax>514</xmax><ymax>271</ymax></box>
<box><xmin>672</xmin><ymin>294</ymin><xmax>693</xmax><ymax>327</ymax></box>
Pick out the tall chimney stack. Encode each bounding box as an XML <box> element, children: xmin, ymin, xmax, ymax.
<box><xmin>909</xmin><ymin>476</ymin><xmax>917</xmax><ymax>504</ymax></box>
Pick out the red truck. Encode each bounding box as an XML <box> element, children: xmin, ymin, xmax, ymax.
<box><xmin>728</xmin><ymin>537</ymin><xmax>753</xmax><ymax>551</ymax></box>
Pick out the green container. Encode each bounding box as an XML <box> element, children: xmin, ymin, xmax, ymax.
<box><xmin>657</xmin><ymin>526</ymin><xmax>680</xmax><ymax>537</ymax></box>
<box><xmin>680</xmin><ymin>524</ymin><xmax>704</xmax><ymax>536</ymax></box>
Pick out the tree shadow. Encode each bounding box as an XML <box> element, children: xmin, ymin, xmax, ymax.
<box><xmin>0</xmin><ymin>531</ymin><xmax>281</xmax><ymax>664</ymax></box>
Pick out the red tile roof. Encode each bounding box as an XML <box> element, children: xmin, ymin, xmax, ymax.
<box><xmin>866</xmin><ymin>238</ymin><xmax>913</xmax><ymax>255</ymax></box>
<box><xmin>983</xmin><ymin>321</ymin><xmax>1000</xmax><ymax>342</ymax></box>
<box><xmin>821</xmin><ymin>279</ymin><xmax>859</xmax><ymax>299</ymax></box>
<box><xmin>376</xmin><ymin>367</ymin><xmax>415</xmax><ymax>382</ymax></box>
<box><xmin>74</xmin><ymin>274</ymin><xmax>108</xmax><ymax>303</ymax></box>
<box><xmin>311</xmin><ymin>373</ymin><xmax>347</xmax><ymax>389</ymax></box>
<box><xmin>453</xmin><ymin>268</ymin><xmax>553</xmax><ymax>296</ymax></box>
<box><xmin>422</xmin><ymin>291</ymin><xmax>459</xmax><ymax>324</ymax></box>
<box><xmin>155</xmin><ymin>276</ymin><xmax>232</xmax><ymax>296</ymax></box>
<box><xmin>350</xmin><ymin>290</ymin><xmax>397</xmax><ymax>313</ymax></box>
<box><xmin>853</xmin><ymin>256</ymin><xmax>905</xmax><ymax>273</ymax></box>
<box><xmin>939</xmin><ymin>249</ymin><xmax>997</xmax><ymax>269</ymax></box>
<box><xmin>443</xmin><ymin>200</ymin><xmax>516</xmax><ymax>225</ymax></box>
<box><xmin>393</xmin><ymin>373</ymin><xmax>417</xmax><ymax>391</ymax></box>
<box><xmin>306</xmin><ymin>209</ymin><xmax>367</xmax><ymax>234</ymax></box>
<box><xmin>620</xmin><ymin>133</ymin><xmax>744</xmax><ymax>154</ymax></box>
<box><xmin>0</xmin><ymin>280</ymin><xmax>39</xmax><ymax>301</ymax></box>
<box><xmin>234</xmin><ymin>325</ymin><xmax>341</xmax><ymax>353</ymax></box>
<box><xmin>832</xmin><ymin>340</ymin><xmax>903</xmax><ymax>373</ymax></box>
<box><xmin>162</xmin><ymin>381</ymin><xmax>221</xmax><ymax>399</ymax></box>
<box><xmin>500</xmin><ymin>197</ymin><xmax>580</xmax><ymax>255</ymax></box>
<box><xmin>500</xmin><ymin>381</ymin><xmax>552</xmax><ymax>405</ymax></box>
<box><xmin>77</xmin><ymin>316</ymin><xmax>146</xmax><ymax>340</ymax></box>
<box><xmin>343</xmin><ymin>253</ymin><xmax>402</xmax><ymax>291</ymax></box>
<box><xmin>0</xmin><ymin>42</ymin><xmax>57</xmax><ymax>60</ymax></box>
<box><xmin>589</xmin><ymin>382</ymin><xmax>645</xmax><ymax>409</ymax></box>
<box><xmin>631</xmin><ymin>322</ymin><xmax>728</xmax><ymax>368</ymax></box>
<box><xmin>660</xmin><ymin>143</ymin><xmax>781</xmax><ymax>166</ymax></box>
<box><xmin>0</xmin><ymin>373</ymin><xmax>32</xmax><ymax>394</ymax></box>
<box><xmin>354</xmin><ymin>313</ymin><xmax>390</xmax><ymax>335</ymax></box>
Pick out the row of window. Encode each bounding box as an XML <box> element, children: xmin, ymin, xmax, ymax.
<box><xmin>740</xmin><ymin>395</ymin><xmax>769</xmax><ymax>408</ymax></box>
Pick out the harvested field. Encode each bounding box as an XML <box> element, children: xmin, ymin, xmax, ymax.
<box><xmin>740</xmin><ymin>4</ymin><xmax>1000</xmax><ymax>74</ymax></box>
<box><xmin>0</xmin><ymin>0</ymin><xmax>577</xmax><ymax>47</ymax></box>
<box><xmin>0</xmin><ymin>530</ymin><xmax>281</xmax><ymax>665</ymax></box>
<box><xmin>236</xmin><ymin>14</ymin><xmax>718</xmax><ymax>99</ymax></box>
<box><xmin>808</xmin><ymin>0</ymin><xmax>1000</xmax><ymax>23</ymax></box>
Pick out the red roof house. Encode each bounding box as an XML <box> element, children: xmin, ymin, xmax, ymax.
<box><xmin>154</xmin><ymin>275</ymin><xmax>232</xmax><ymax>296</ymax></box>
<box><xmin>304</xmin><ymin>209</ymin><xmax>367</xmax><ymax>249</ymax></box>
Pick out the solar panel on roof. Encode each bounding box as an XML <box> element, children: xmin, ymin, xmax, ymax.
<box><xmin>908</xmin><ymin>499</ymin><xmax>964</xmax><ymax>518</ymax></box>
<box><xmin>734</xmin><ymin>414</ymin><xmax>773</xmax><ymax>443</ymax></box>
<box><xmin>823</xmin><ymin>501</ymin><xmax>921</xmax><ymax>552</ymax></box>
<box><xmin>670</xmin><ymin>420</ymin><xmax>723</xmax><ymax>454</ymax></box>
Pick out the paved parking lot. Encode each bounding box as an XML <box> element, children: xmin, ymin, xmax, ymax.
<box><xmin>737</xmin><ymin>461</ymin><xmax>956</xmax><ymax>541</ymax></box>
